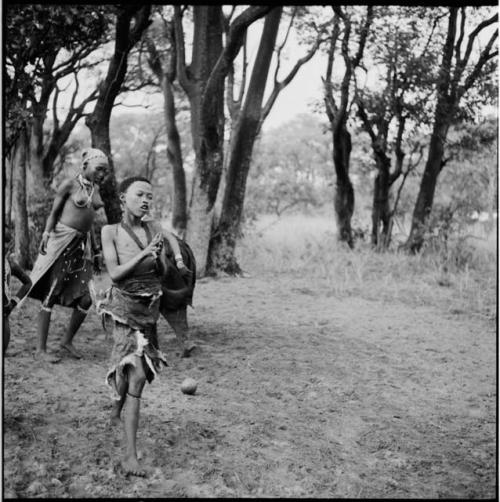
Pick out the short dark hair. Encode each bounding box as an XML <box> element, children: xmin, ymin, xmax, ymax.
<box><xmin>118</xmin><ymin>176</ymin><xmax>151</xmax><ymax>194</ymax></box>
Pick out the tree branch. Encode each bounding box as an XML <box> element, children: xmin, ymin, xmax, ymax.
<box><xmin>260</xmin><ymin>33</ymin><xmax>323</xmax><ymax>129</ymax></box>
<box><xmin>389</xmin><ymin>113</ymin><xmax>406</xmax><ymax>186</ymax></box>
<box><xmin>52</xmin><ymin>85</ymin><xmax>60</xmax><ymax>132</ymax></box>
<box><xmin>454</xmin><ymin>7</ymin><xmax>467</xmax><ymax>68</ymax></box>
<box><xmin>173</xmin><ymin>5</ymin><xmax>192</xmax><ymax>95</ymax></box>
<box><xmin>459</xmin><ymin>28</ymin><xmax>498</xmax><ymax>98</ymax></box>
<box><xmin>356</xmin><ymin>99</ymin><xmax>377</xmax><ymax>143</ymax></box>
<box><xmin>273</xmin><ymin>7</ymin><xmax>297</xmax><ymax>86</ymax></box>
<box><xmin>352</xmin><ymin>5</ymin><xmax>373</xmax><ymax>69</ymax></box>
<box><xmin>203</xmin><ymin>6</ymin><xmax>274</xmax><ymax>104</ymax></box>
<box><xmin>461</xmin><ymin>11</ymin><xmax>498</xmax><ymax>71</ymax></box>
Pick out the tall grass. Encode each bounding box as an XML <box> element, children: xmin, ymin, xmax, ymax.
<box><xmin>238</xmin><ymin>213</ymin><xmax>497</xmax><ymax>321</ymax></box>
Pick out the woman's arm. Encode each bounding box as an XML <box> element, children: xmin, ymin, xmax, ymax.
<box><xmin>101</xmin><ymin>225</ymin><xmax>162</xmax><ymax>282</ymax></box>
<box><xmin>163</xmin><ymin>231</ymin><xmax>183</xmax><ymax>264</ymax></box>
<box><xmin>39</xmin><ymin>179</ymin><xmax>73</xmax><ymax>254</ymax></box>
<box><xmin>9</xmin><ymin>259</ymin><xmax>32</xmax><ymax>302</ymax></box>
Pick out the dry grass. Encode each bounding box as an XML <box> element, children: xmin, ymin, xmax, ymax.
<box><xmin>238</xmin><ymin>213</ymin><xmax>497</xmax><ymax>322</ymax></box>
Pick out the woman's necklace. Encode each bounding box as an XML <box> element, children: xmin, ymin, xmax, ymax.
<box><xmin>74</xmin><ymin>174</ymin><xmax>95</xmax><ymax>208</ymax></box>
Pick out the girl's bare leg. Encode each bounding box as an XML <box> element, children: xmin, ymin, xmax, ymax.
<box><xmin>121</xmin><ymin>357</ymin><xmax>146</xmax><ymax>476</ymax></box>
<box><xmin>110</xmin><ymin>371</ymin><xmax>127</xmax><ymax>426</ymax></box>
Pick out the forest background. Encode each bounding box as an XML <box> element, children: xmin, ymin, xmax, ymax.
<box><xmin>4</xmin><ymin>4</ymin><xmax>498</xmax><ymax>278</ymax></box>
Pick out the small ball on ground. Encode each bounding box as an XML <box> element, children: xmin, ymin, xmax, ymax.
<box><xmin>181</xmin><ymin>377</ymin><xmax>198</xmax><ymax>395</ymax></box>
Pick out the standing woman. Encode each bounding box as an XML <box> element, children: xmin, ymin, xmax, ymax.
<box><xmin>28</xmin><ymin>148</ymin><xmax>108</xmax><ymax>362</ymax></box>
<box><xmin>98</xmin><ymin>176</ymin><xmax>168</xmax><ymax>477</ymax></box>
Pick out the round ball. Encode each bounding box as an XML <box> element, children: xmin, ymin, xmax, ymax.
<box><xmin>181</xmin><ymin>378</ymin><xmax>198</xmax><ymax>395</ymax></box>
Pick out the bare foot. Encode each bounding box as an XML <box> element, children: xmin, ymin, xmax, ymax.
<box><xmin>121</xmin><ymin>457</ymin><xmax>146</xmax><ymax>477</ymax></box>
<box><xmin>60</xmin><ymin>343</ymin><xmax>82</xmax><ymax>359</ymax></box>
<box><xmin>34</xmin><ymin>350</ymin><xmax>61</xmax><ymax>364</ymax></box>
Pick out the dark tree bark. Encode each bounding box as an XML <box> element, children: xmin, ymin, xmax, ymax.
<box><xmin>405</xmin><ymin>7</ymin><xmax>498</xmax><ymax>252</ymax></box>
<box><xmin>5</xmin><ymin>154</ymin><xmax>14</xmax><ymax>230</ymax></box>
<box><xmin>12</xmin><ymin>125</ymin><xmax>31</xmax><ymax>269</ymax></box>
<box><xmin>356</xmin><ymin>100</ymin><xmax>402</xmax><ymax>248</ymax></box>
<box><xmin>174</xmin><ymin>5</ymin><xmax>273</xmax><ymax>276</ymax></box>
<box><xmin>324</xmin><ymin>7</ymin><xmax>373</xmax><ymax>249</ymax></box>
<box><xmin>146</xmin><ymin>22</ymin><xmax>187</xmax><ymax>237</ymax></box>
<box><xmin>207</xmin><ymin>7</ymin><xmax>283</xmax><ymax>275</ymax></box>
<box><xmin>86</xmin><ymin>4</ymin><xmax>152</xmax><ymax>224</ymax></box>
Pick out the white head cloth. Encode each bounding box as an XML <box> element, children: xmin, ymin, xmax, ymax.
<box><xmin>82</xmin><ymin>148</ymin><xmax>108</xmax><ymax>168</ymax></box>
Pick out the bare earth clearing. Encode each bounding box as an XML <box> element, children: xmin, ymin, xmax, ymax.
<box><xmin>3</xmin><ymin>271</ymin><xmax>496</xmax><ymax>498</ymax></box>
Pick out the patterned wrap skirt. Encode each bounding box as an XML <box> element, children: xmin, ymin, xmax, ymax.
<box><xmin>28</xmin><ymin>222</ymin><xmax>92</xmax><ymax>308</ymax></box>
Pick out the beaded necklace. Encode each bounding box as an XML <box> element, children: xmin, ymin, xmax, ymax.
<box><xmin>74</xmin><ymin>174</ymin><xmax>95</xmax><ymax>208</ymax></box>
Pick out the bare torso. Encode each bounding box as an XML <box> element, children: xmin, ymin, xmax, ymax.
<box><xmin>113</xmin><ymin>222</ymin><xmax>162</xmax><ymax>274</ymax></box>
<box><xmin>58</xmin><ymin>178</ymin><xmax>104</xmax><ymax>233</ymax></box>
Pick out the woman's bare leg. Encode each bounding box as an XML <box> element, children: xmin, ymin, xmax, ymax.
<box><xmin>60</xmin><ymin>295</ymin><xmax>92</xmax><ymax>359</ymax></box>
<box><xmin>35</xmin><ymin>305</ymin><xmax>60</xmax><ymax>363</ymax></box>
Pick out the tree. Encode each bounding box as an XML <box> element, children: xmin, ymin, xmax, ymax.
<box><xmin>355</xmin><ymin>6</ymin><xmax>440</xmax><ymax>248</ymax></box>
<box><xmin>5</xmin><ymin>4</ymin><xmax>112</xmax><ymax>263</ymax></box>
<box><xmin>86</xmin><ymin>4</ymin><xmax>152</xmax><ymax>224</ymax></box>
<box><xmin>174</xmin><ymin>5</ymin><xmax>274</xmax><ymax>276</ymax></box>
<box><xmin>323</xmin><ymin>6</ymin><xmax>374</xmax><ymax>249</ymax></box>
<box><xmin>405</xmin><ymin>6</ymin><xmax>498</xmax><ymax>252</ymax></box>
<box><xmin>207</xmin><ymin>7</ymin><xmax>328</xmax><ymax>274</ymax></box>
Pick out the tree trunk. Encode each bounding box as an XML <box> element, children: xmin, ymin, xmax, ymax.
<box><xmin>208</xmin><ymin>7</ymin><xmax>282</xmax><ymax>274</ymax></box>
<box><xmin>371</xmin><ymin>155</ymin><xmax>391</xmax><ymax>248</ymax></box>
<box><xmin>86</xmin><ymin>5</ymin><xmax>151</xmax><ymax>224</ymax></box>
<box><xmin>184</xmin><ymin>6</ymin><xmax>225</xmax><ymax>276</ymax></box>
<box><xmin>332</xmin><ymin>122</ymin><xmax>354</xmax><ymax>249</ymax></box>
<box><xmin>12</xmin><ymin>126</ymin><xmax>31</xmax><ymax>269</ymax></box>
<box><xmin>161</xmin><ymin>77</ymin><xmax>187</xmax><ymax>237</ymax></box>
<box><xmin>147</xmin><ymin>25</ymin><xmax>188</xmax><ymax>237</ymax></box>
<box><xmin>5</xmin><ymin>154</ymin><xmax>14</xmax><ymax>229</ymax></box>
<box><xmin>405</xmin><ymin>118</ymin><xmax>450</xmax><ymax>251</ymax></box>
<box><xmin>405</xmin><ymin>8</ymin><xmax>458</xmax><ymax>253</ymax></box>
<box><xmin>175</xmin><ymin>5</ymin><xmax>272</xmax><ymax>276</ymax></box>
<box><xmin>86</xmin><ymin>117</ymin><xmax>122</xmax><ymax>223</ymax></box>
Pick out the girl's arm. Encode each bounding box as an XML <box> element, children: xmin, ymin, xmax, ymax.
<box><xmin>101</xmin><ymin>225</ymin><xmax>162</xmax><ymax>282</ymax></box>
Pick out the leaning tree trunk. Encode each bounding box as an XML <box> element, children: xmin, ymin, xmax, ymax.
<box><xmin>207</xmin><ymin>7</ymin><xmax>282</xmax><ymax>275</ymax></box>
<box><xmin>86</xmin><ymin>5</ymin><xmax>151</xmax><ymax>224</ymax></box>
<box><xmin>162</xmin><ymin>78</ymin><xmax>188</xmax><ymax>237</ymax></box>
<box><xmin>405</xmin><ymin>116</ymin><xmax>450</xmax><ymax>252</ymax></box>
<box><xmin>12</xmin><ymin>126</ymin><xmax>31</xmax><ymax>269</ymax></box>
<box><xmin>147</xmin><ymin>27</ymin><xmax>188</xmax><ymax>237</ymax></box>
<box><xmin>332</xmin><ymin>122</ymin><xmax>355</xmax><ymax>249</ymax></box>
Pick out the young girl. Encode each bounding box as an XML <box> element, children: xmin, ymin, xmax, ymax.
<box><xmin>98</xmin><ymin>176</ymin><xmax>170</xmax><ymax>477</ymax></box>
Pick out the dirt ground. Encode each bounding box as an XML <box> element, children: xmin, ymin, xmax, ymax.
<box><xmin>3</xmin><ymin>271</ymin><xmax>497</xmax><ymax>498</ymax></box>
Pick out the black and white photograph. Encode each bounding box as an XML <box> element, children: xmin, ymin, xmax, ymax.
<box><xmin>3</xmin><ymin>3</ymin><xmax>498</xmax><ymax>498</ymax></box>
